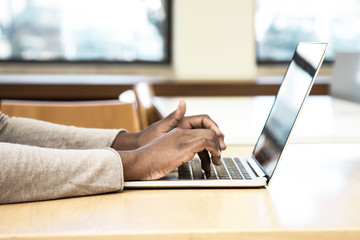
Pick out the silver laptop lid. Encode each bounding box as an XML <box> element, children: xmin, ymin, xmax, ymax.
<box><xmin>252</xmin><ymin>42</ymin><xmax>328</xmax><ymax>183</ymax></box>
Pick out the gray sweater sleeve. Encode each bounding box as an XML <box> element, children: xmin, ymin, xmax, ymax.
<box><xmin>0</xmin><ymin>112</ymin><xmax>124</xmax><ymax>204</ymax></box>
<box><xmin>0</xmin><ymin>113</ymin><xmax>121</xmax><ymax>149</ymax></box>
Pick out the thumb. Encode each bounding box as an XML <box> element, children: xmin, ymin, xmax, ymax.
<box><xmin>174</xmin><ymin>100</ymin><xmax>186</xmax><ymax>121</ymax></box>
<box><xmin>166</xmin><ymin>100</ymin><xmax>186</xmax><ymax>129</ymax></box>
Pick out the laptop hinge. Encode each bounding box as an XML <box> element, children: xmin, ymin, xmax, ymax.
<box><xmin>248</xmin><ymin>156</ymin><xmax>267</xmax><ymax>179</ymax></box>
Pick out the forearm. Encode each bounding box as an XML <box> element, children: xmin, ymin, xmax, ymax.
<box><xmin>0</xmin><ymin>142</ymin><xmax>124</xmax><ymax>204</ymax></box>
<box><xmin>0</xmin><ymin>114</ymin><xmax>121</xmax><ymax>149</ymax></box>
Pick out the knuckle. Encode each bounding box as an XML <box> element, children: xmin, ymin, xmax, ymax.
<box><xmin>201</xmin><ymin>114</ymin><xmax>211</xmax><ymax>121</ymax></box>
<box><xmin>200</xmin><ymin>136</ymin><xmax>208</xmax><ymax>145</ymax></box>
<box><xmin>205</xmin><ymin>128</ymin><xmax>217</xmax><ymax>137</ymax></box>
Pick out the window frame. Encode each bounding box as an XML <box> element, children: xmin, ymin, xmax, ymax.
<box><xmin>0</xmin><ymin>0</ymin><xmax>172</xmax><ymax>65</ymax></box>
<box><xmin>254</xmin><ymin>0</ymin><xmax>360</xmax><ymax>65</ymax></box>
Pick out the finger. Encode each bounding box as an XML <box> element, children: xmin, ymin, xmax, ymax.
<box><xmin>179</xmin><ymin>115</ymin><xmax>226</xmax><ymax>150</ymax></box>
<box><xmin>174</xmin><ymin>100</ymin><xmax>186</xmax><ymax>121</ymax></box>
<box><xmin>207</xmin><ymin>146</ymin><xmax>221</xmax><ymax>166</ymax></box>
<box><xmin>214</xmin><ymin>134</ymin><xmax>226</xmax><ymax>151</ymax></box>
<box><xmin>162</xmin><ymin>100</ymin><xmax>187</xmax><ymax>129</ymax></box>
<box><xmin>218</xmin><ymin>134</ymin><xmax>226</xmax><ymax>151</ymax></box>
<box><xmin>181</xmin><ymin>114</ymin><xmax>220</xmax><ymax>132</ymax></box>
<box><xmin>188</xmin><ymin>131</ymin><xmax>222</xmax><ymax>166</ymax></box>
<box><xmin>198</xmin><ymin>150</ymin><xmax>211</xmax><ymax>172</ymax></box>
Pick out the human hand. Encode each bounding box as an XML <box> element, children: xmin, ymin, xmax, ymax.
<box><xmin>137</xmin><ymin>100</ymin><xmax>226</xmax><ymax>151</ymax></box>
<box><xmin>118</xmin><ymin>127</ymin><xmax>222</xmax><ymax>180</ymax></box>
<box><xmin>112</xmin><ymin>100</ymin><xmax>226</xmax><ymax>174</ymax></box>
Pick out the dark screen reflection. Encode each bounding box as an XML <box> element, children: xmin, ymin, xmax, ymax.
<box><xmin>253</xmin><ymin>43</ymin><xmax>327</xmax><ymax>178</ymax></box>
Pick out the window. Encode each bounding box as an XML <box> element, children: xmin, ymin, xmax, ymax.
<box><xmin>0</xmin><ymin>0</ymin><xmax>171</xmax><ymax>63</ymax></box>
<box><xmin>255</xmin><ymin>0</ymin><xmax>360</xmax><ymax>63</ymax></box>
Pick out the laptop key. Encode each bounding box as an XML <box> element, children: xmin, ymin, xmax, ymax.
<box><xmin>223</xmin><ymin>157</ymin><xmax>243</xmax><ymax>179</ymax></box>
<box><xmin>178</xmin><ymin>162</ymin><xmax>192</xmax><ymax>180</ymax></box>
<box><xmin>190</xmin><ymin>158</ymin><xmax>205</xmax><ymax>180</ymax></box>
<box><xmin>234</xmin><ymin>158</ymin><xmax>252</xmax><ymax>180</ymax></box>
<box><xmin>207</xmin><ymin>164</ymin><xmax>217</xmax><ymax>180</ymax></box>
<box><xmin>214</xmin><ymin>162</ymin><xmax>231</xmax><ymax>179</ymax></box>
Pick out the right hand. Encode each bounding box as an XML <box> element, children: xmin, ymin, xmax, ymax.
<box><xmin>118</xmin><ymin>127</ymin><xmax>222</xmax><ymax>181</ymax></box>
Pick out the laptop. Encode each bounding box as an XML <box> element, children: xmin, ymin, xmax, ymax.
<box><xmin>124</xmin><ymin>42</ymin><xmax>328</xmax><ymax>188</ymax></box>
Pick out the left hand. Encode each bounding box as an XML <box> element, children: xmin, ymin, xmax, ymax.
<box><xmin>136</xmin><ymin>100</ymin><xmax>226</xmax><ymax>151</ymax></box>
<box><xmin>112</xmin><ymin>100</ymin><xmax>226</xmax><ymax>154</ymax></box>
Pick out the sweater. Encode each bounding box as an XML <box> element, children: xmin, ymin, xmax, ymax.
<box><xmin>0</xmin><ymin>112</ymin><xmax>124</xmax><ymax>204</ymax></box>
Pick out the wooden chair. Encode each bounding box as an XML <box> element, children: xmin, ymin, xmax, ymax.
<box><xmin>133</xmin><ymin>82</ymin><xmax>163</xmax><ymax>129</ymax></box>
<box><xmin>119</xmin><ymin>82</ymin><xmax>163</xmax><ymax>129</ymax></box>
<box><xmin>0</xmin><ymin>99</ymin><xmax>141</xmax><ymax>132</ymax></box>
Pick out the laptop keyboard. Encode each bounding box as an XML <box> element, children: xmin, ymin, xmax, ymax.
<box><xmin>178</xmin><ymin>157</ymin><xmax>252</xmax><ymax>180</ymax></box>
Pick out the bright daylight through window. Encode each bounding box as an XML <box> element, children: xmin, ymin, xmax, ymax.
<box><xmin>255</xmin><ymin>0</ymin><xmax>360</xmax><ymax>62</ymax></box>
<box><xmin>0</xmin><ymin>0</ymin><xmax>170</xmax><ymax>63</ymax></box>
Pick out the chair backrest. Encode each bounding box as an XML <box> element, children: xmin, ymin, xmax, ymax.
<box><xmin>0</xmin><ymin>100</ymin><xmax>141</xmax><ymax>132</ymax></box>
<box><xmin>133</xmin><ymin>82</ymin><xmax>163</xmax><ymax>129</ymax></box>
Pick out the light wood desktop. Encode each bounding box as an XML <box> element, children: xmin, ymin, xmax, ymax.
<box><xmin>1</xmin><ymin>144</ymin><xmax>360</xmax><ymax>240</ymax></box>
<box><xmin>1</xmin><ymin>96</ymin><xmax>360</xmax><ymax>240</ymax></box>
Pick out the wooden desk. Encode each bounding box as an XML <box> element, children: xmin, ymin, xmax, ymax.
<box><xmin>1</xmin><ymin>144</ymin><xmax>360</xmax><ymax>240</ymax></box>
<box><xmin>154</xmin><ymin>96</ymin><xmax>360</xmax><ymax>144</ymax></box>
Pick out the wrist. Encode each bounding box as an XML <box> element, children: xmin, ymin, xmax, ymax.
<box><xmin>118</xmin><ymin>150</ymin><xmax>142</xmax><ymax>181</ymax></box>
<box><xmin>111</xmin><ymin>131</ymin><xmax>140</xmax><ymax>150</ymax></box>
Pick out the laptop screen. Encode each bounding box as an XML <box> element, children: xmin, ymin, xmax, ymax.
<box><xmin>253</xmin><ymin>43</ymin><xmax>328</xmax><ymax>179</ymax></box>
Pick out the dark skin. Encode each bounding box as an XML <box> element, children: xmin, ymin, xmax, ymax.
<box><xmin>111</xmin><ymin>100</ymin><xmax>226</xmax><ymax>181</ymax></box>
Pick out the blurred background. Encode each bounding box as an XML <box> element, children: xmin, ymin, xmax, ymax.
<box><xmin>0</xmin><ymin>0</ymin><xmax>359</xmax><ymax>98</ymax></box>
